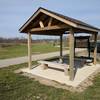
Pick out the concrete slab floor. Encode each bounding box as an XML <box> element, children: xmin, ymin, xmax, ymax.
<box><xmin>20</xmin><ymin>64</ymin><xmax>100</xmax><ymax>88</ymax></box>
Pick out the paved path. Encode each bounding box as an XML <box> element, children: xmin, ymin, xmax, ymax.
<box><xmin>0</xmin><ymin>51</ymin><xmax>68</xmax><ymax>68</ymax></box>
<box><xmin>0</xmin><ymin>49</ymin><xmax>85</xmax><ymax>68</ymax></box>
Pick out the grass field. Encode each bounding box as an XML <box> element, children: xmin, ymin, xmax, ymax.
<box><xmin>0</xmin><ymin>43</ymin><xmax>60</xmax><ymax>59</ymax></box>
<box><xmin>0</xmin><ymin>62</ymin><xmax>100</xmax><ymax>100</ymax></box>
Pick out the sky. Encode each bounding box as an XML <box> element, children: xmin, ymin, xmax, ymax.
<box><xmin>0</xmin><ymin>0</ymin><xmax>100</xmax><ymax>39</ymax></box>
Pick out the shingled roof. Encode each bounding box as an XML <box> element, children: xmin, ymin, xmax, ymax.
<box><xmin>19</xmin><ymin>7</ymin><xmax>100</xmax><ymax>33</ymax></box>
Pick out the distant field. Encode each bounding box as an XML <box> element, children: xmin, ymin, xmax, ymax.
<box><xmin>0</xmin><ymin>43</ymin><xmax>60</xmax><ymax>59</ymax></box>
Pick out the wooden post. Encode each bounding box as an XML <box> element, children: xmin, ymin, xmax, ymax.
<box><xmin>59</xmin><ymin>35</ymin><xmax>63</xmax><ymax>63</ymax></box>
<box><xmin>60</xmin><ymin>35</ymin><xmax>63</xmax><ymax>57</ymax></box>
<box><xmin>69</xmin><ymin>28</ymin><xmax>75</xmax><ymax>81</ymax></box>
<box><xmin>28</xmin><ymin>32</ymin><xmax>32</xmax><ymax>69</ymax></box>
<box><xmin>74</xmin><ymin>37</ymin><xmax>76</xmax><ymax>57</ymax></box>
<box><xmin>87</xmin><ymin>37</ymin><xmax>90</xmax><ymax>58</ymax></box>
<box><xmin>93</xmin><ymin>33</ymin><xmax>97</xmax><ymax>65</ymax></box>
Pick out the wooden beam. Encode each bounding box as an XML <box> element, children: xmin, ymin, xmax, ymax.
<box><xmin>30</xmin><ymin>31</ymin><xmax>65</xmax><ymax>36</ymax></box>
<box><xmin>69</xmin><ymin>28</ymin><xmax>75</xmax><ymax>81</ymax></box>
<box><xmin>93</xmin><ymin>33</ymin><xmax>97</xmax><ymax>65</ymax></box>
<box><xmin>73</xmin><ymin>28</ymin><xmax>99</xmax><ymax>34</ymax></box>
<box><xmin>39</xmin><ymin>21</ymin><xmax>44</xmax><ymax>28</ymax></box>
<box><xmin>30</xmin><ymin>25</ymin><xmax>68</xmax><ymax>32</ymax></box>
<box><xmin>28</xmin><ymin>32</ymin><xmax>32</xmax><ymax>69</ymax></box>
<box><xmin>48</xmin><ymin>17</ymin><xmax>53</xmax><ymax>26</ymax></box>
<box><xmin>77</xmin><ymin>25</ymin><xmax>99</xmax><ymax>33</ymax></box>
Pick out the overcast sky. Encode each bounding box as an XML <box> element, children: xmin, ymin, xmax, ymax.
<box><xmin>0</xmin><ymin>0</ymin><xmax>100</xmax><ymax>39</ymax></box>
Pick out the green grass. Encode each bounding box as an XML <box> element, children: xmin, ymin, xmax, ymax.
<box><xmin>0</xmin><ymin>62</ymin><xmax>100</xmax><ymax>100</ymax></box>
<box><xmin>0</xmin><ymin>43</ymin><xmax>60</xmax><ymax>59</ymax></box>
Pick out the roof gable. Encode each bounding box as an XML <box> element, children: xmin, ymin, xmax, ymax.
<box><xmin>19</xmin><ymin>7</ymin><xmax>100</xmax><ymax>33</ymax></box>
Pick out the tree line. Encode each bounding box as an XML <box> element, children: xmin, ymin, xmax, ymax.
<box><xmin>0</xmin><ymin>34</ymin><xmax>100</xmax><ymax>44</ymax></box>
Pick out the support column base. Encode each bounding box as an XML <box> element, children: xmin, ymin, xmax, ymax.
<box><xmin>59</xmin><ymin>57</ymin><xmax>63</xmax><ymax>63</ymax></box>
<box><xmin>64</xmin><ymin>66</ymin><xmax>70</xmax><ymax>76</ymax></box>
<box><xmin>41</xmin><ymin>64</ymin><xmax>48</xmax><ymax>70</ymax></box>
<box><xmin>69</xmin><ymin>68</ymin><xmax>75</xmax><ymax>81</ymax></box>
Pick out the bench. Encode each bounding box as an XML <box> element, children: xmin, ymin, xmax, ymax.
<box><xmin>38</xmin><ymin>60</ymin><xmax>70</xmax><ymax>75</ymax></box>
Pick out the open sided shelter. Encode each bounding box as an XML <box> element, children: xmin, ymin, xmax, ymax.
<box><xmin>19</xmin><ymin>7</ymin><xmax>100</xmax><ymax>81</ymax></box>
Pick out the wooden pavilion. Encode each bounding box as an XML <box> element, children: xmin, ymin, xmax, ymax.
<box><xmin>19</xmin><ymin>7</ymin><xmax>100</xmax><ymax>81</ymax></box>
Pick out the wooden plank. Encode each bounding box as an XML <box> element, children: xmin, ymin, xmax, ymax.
<box><xmin>30</xmin><ymin>25</ymin><xmax>68</xmax><ymax>32</ymax></box>
<box><xmin>93</xmin><ymin>33</ymin><xmax>97</xmax><ymax>65</ymax></box>
<box><xmin>28</xmin><ymin>32</ymin><xmax>32</xmax><ymax>69</ymax></box>
<box><xmin>39</xmin><ymin>21</ymin><xmax>44</xmax><ymax>28</ymax></box>
<box><xmin>48</xmin><ymin>17</ymin><xmax>53</xmax><ymax>26</ymax></box>
<box><xmin>69</xmin><ymin>28</ymin><xmax>75</xmax><ymax>81</ymax></box>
